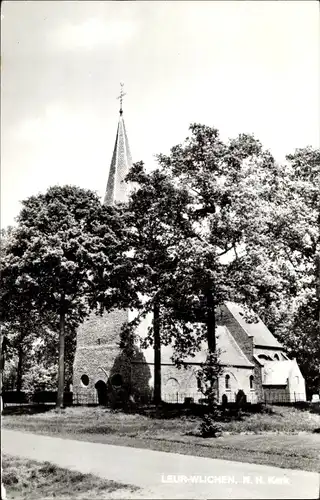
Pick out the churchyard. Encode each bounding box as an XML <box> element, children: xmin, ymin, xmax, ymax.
<box><xmin>2</xmin><ymin>2</ymin><xmax>319</xmax><ymax>499</ymax></box>
<box><xmin>3</xmin><ymin>403</ymin><xmax>320</xmax><ymax>479</ymax></box>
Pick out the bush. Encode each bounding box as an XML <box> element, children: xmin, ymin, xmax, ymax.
<box><xmin>2</xmin><ymin>391</ymin><xmax>29</xmax><ymax>404</ymax></box>
<box><xmin>310</xmin><ymin>402</ymin><xmax>320</xmax><ymax>414</ymax></box>
<box><xmin>32</xmin><ymin>391</ymin><xmax>73</xmax><ymax>405</ymax></box>
<box><xmin>236</xmin><ymin>390</ymin><xmax>247</xmax><ymax>408</ymax></box>
<box><xmin>198</xmin><ymin>414</ymin><xmax>222</xmax><ymax>438</ymax></box>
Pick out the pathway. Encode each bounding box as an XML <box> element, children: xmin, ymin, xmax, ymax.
<box><xmin>2</xmin><ymin>429</ymin><xmax>319</xmax><ymax>499</ymax></box>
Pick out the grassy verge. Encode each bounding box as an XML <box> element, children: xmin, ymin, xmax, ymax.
<box><xmin>2</xmin><ymin>454</ymin><xmax>140</xmax><ymax>499</ymax></box>
<box><xmin>3</xmin><ymin>405</ymin><xmax>320</xmax><ymax>473</ymax></box>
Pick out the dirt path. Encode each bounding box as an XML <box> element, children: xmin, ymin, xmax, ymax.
<box><xmin>3</xmin><ymin>429</ymin><xmax>319</xmax><ymax>499</ymax></box>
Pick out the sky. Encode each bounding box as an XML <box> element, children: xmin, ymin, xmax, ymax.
<box><xmin>1</xmin><ymin>1</ymin><xmax>319</xmax><ymax>228</ymax></box>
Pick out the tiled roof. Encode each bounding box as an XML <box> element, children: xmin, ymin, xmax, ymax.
<box><xmin>104</xmin><ymin>113</ymin><xmax>132</xmax><ymax>206</ymax></box>
<box><xmin>217</xmin><ymin>326</ymin><xmax>254</xmax><ymax>367</ymax></box>
<box><xmin>224</xmin><ymin>301</ymin><xmax>283</xmax><ymax>348</ymax></box>
<box><xmin>182</xmin><ymin>325</ymin><xmax>254</xmax><ymax>368</ymax></box>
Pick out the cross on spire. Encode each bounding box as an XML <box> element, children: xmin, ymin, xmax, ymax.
<box><xmin>117</xmin><ymin>82</ymin><xmax>126</xmax><ymax>115</ymax></box>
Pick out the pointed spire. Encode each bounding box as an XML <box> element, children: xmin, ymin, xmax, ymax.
<box><xmin>104</xmin><ymin>84</ymin><xmax>132</xmax><ymax>206</ymax></box>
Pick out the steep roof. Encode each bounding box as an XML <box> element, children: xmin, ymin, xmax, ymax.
<box><xmin>224</xmin><ymin>301</ymin><xmax>283</xmax><ymax>349</ymax></box>
<box><xmin>262</xmin><ymin>360</ymin><xmax>295</xmax><ymax>385</ymax></box>
<box><xmin>217</xmin><ymin>326</ymin><xmax>254</xmax><ymax>367</ymax></box>
<box><xmin>104</xmin><ymin>112</ymin><xmax>132</xmax><ymax>206</ymax></box>
<box><xmin>180</xmin><ymin>325</ymin><xmax>254</xmax><ymax>368</ymax></box>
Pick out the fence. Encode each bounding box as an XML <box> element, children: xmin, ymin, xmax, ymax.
<box><xmin>2</xmin><ymin>391</ymin><xmax>73</xmax><ymax>406</ymax></box>
<box><xmin>263</xmin><ymin>391</ymin><xmax>306</xmax><ymax>404</ymax></box>
<box><xmin>162</xmin><ymin>392</ymin><xmax>258</xmax><ymax>405</ymax></box>
<box><xmin>72</xmin><ymin>392</ymin><xmax>98</xmax><ymax>405</ymax></box>
<box><xmin>3</xmin><ymin>390</ymin><xmax>309</xmax><ymax>408</ymax></box>
<box><xmin>162</xmin><ymin>391</ymin><xmax>307</xmax><ymax>405</ymax></box>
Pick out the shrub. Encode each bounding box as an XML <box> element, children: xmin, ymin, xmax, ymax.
<box><xmin>310</xmin><ymin>402</ymin><xmax>320</xmax><ymax>414</ymax></box>
<box><xmin>2</xmin><ymin>391</ymin><xmax>29</xmax><ymax>404</ymax></box>
<box><xmin>236</xmin><ymin>390</ymin><xmax>247</xmax><ymax>408</ymax></box>
<box><xmin>198</xmin><ymin>414</ymin><xmax>222</xmax><ymax>437</ymax></box>
<box><xmin>32</xmin><ymin>391</ymin><xmax>73</xmax><ymax>405</ymax></box>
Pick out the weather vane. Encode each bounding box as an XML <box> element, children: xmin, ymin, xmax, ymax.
<box><xmin>117</xmin><ymin>82</ymin><xmax>126</xmax><ymax>115</ymax></box>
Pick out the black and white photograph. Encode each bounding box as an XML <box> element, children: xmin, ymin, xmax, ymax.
<box><xmin>1</xmin><ymin>1</ymin><xmax>319</xmax><ymax>499</ymax></box>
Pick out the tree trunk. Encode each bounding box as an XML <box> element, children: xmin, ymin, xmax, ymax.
<box><xmin>0</xmin><ymin>337</ymin><xmax>5</xmax><ymax>400</ymax></box>
<box><xmin>316</xmin><ymin>254</ymin><xmax>320</xmax><ymax>333</ymax></box>
<box><xmin>205</xmin><ymin>286</ymin><xmax>218</xmax><ymax>405</ymax></box>
<box><xmin>153</xmin><ymin>299</ymin><xmax>161</xmax><ymax>406</ymax></box>
<box><xmin>16</xmin><ymin>344</ymin><xmax>24</xmax><ymax>392</ymax></box>
<box><xmin>0</xmin><ymin>336</ymin><xmax>6</xmax><ymax>499</ymax></box>
<box><xmin>56</xmin><ymin>312</ymin><xmax>66</xmax><ymax>409</ymax></box>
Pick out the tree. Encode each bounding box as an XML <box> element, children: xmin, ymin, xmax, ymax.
<box><xmin>254</xmin><ymin>147</ymin><xmax>320</xmax><ymax>395</ymax></box>
<box><xmin>124</xmin><ymin>124</ymin><xmax>290</xmax><ymax>405</ymax></box>
<box><xmin>1</xmin><ymin>185</ymin><xmax>130</xmax><ymax>408</ymax></box>
<box><xmin>121</xmin><ymin>165</ymin><xmax>193</xmax><ymax>404</ymax></box>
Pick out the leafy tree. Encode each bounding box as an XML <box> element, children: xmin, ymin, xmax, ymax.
<box><xmin>121</xmin><ymin>165</ymin><xmax>192</xmax><ymax>404</ymax></box>
<box><xmin>1</xmin><ymin>185</ymin><xmax>130</xmax><ymax>408</ymax></box>
<box><xmin>255</xmin><ymin>147</ymin><xmax>320</xmax><ymax>395</ymax></box>
<box><xmin>124</xmin><ymin>124</ymin><xmax>291</xmax><ymax>406</ymax></box>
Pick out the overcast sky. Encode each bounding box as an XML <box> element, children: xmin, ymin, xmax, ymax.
<box><xmin>1</xmin><ymin>1</ymin><xmax>319</xmax><ymax>228</ymax></box>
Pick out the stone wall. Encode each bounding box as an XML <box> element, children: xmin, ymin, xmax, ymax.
<box><xmin>158</xmin><ymin>363</ymin><xmax>258</xmax><ymax>404</ymax></box>
<box><xmin>73</xmin><ymin>304</ymin><xmax>271</xmax><ymax>405</ymax></box>
<box><xmin>73</xmin><ymin>308</ymin><xmax>151</xmax><ymax>403</ymax></box>
<box><xmin>253</xmin><ymin>358</ymin><xmax>264</xmax><ymax>402</ymax></box>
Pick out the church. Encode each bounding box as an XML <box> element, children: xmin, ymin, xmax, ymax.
<box><xmin>72</xmin><ymin>91</ymin><xmax>306</xmax><ymax>406</ymax></box>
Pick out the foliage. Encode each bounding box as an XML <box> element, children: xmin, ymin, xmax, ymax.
<box><xmin>196</xmin><ymin>352</ymin><xmax>223</xmax><ymax>406</ymax></box>
<box><xmin>198</xmin><ymin>413</ymin><xmax>222</xmax><ymax>438</ymax></box>
<box><xmin>254</xmin><ymin>147</ymin><xmax>320</xmax><ymax>394</ymax></box>
<box><xmin>23</xmin><ymin>363</ymin><xmax>58</xmax><ymax>392</ymax></box>
<box><xmin>0</xmin><ymin>185</ymin><xmax>130</xmax><ymax>406</ymax></box>
<box><xmin>123</xmin><ymin>124</ymin><xmax>295</xmax><ymax>396</ymax></box>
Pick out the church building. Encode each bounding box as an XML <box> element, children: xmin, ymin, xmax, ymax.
<box><xmin>72</xmin><ymin>91</ymin><xmax>306</xmax><ymax>406</ymax></box>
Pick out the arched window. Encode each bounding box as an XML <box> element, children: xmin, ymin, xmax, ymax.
<box><xmin>165</xmin><ymin>378</ymin><xmax>180</xmax><ymax>391</ymax></box>
<box><xmin>249</xmin><ymin>375</ymin><xmax>254</xmax><ymax>389</ymax></box>
<box><xmin>258</xmin><ymin>354</ymin><xmax>272</xmax><ymax>361</ymax></box>
<box><xmin>274</xmin><ymin>354</ymin><xmax>279</xmax><ymax>360</ymax></box>
<box><xmin>225</xmin><ymin>374</ymin><xmax>230</xmax><ymax>390</ymax></box>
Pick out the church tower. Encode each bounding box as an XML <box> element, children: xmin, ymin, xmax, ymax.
<box><xmin>72</xmin><ymin>84</ymin><xmax>134</xmax><ymax>405</ymax></box>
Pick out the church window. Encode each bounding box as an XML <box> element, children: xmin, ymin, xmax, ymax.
<box><xmin>97</xmin><ymin>338</ymin><xmax>101</xmax><ymax>345</ymax></box>
<box><xmin>225</xmin><ymin>374</ymin><xmax>231</xmax><ymax>390</ymax></box>
<box><xmin>81</xmin><ymin>374</ymin><xmax>89</xmax><ymax>387</ymax></box>
<box><xmin>258</xmin><ymin>354</ymin><xmax>272</xmax><ymax>361</ymax></box>
<box><xmin>249</xmin><ymin>375</ymin><xmax>254</xmax><ymax>389</ymax></box>
<box><xmin>274</xmin><ymin>354</ymin><xmax>279</xmax><ymax>360</ymax></box>
<box><xmin>295</xmin><ymin>376</ymin><xmax>299</xmax><ymax>384</ymax></box>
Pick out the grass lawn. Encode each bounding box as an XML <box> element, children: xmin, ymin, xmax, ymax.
<box><xmin>3</xmin><ymin>405</ymin><xmax>320</xmax><ymax>473</ymax></box>
<box><xmin>2</xmin><ymin>454</ymin><xmax>140</xmax><ymax>499</ymax></box>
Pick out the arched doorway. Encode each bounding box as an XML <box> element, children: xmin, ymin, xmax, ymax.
<box><xmin>95</xmin><ymin>380</ymin><xmax>108</xmax><ymax>405</ymax></box>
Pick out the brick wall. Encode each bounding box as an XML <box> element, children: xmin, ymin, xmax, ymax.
<box><xmin>73</xmin><ymin>308</ymin><xmax>135</xmax><ymax>402</ymax></box>
<box><xmin>217</xmin><ymin>305</ymin><xmax>263</xmax><ymax>402</ymax></box>
<box><xmin>217</xmin><ymin>305</ymin><xmax>254</xmax><ymax>361</ymax></box>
